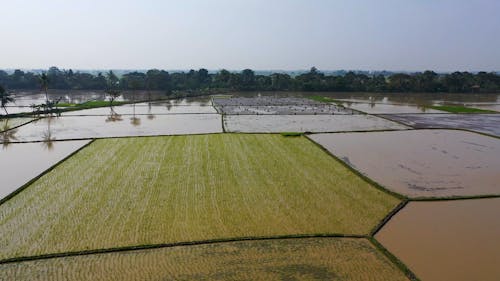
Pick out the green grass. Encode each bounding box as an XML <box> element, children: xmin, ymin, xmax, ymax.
<box><xmin>56</xmin><ymin>103</ymin><xmax>78</xmax><ymax>107</ymax></box>
<box><xmin>0</xmin><ymin>238</ymin><xmax>409</xmax><ymax>281</ymax></box>
<box><xmin>280</xmin><ymin>132</ymin><xmax>303</xmax><ymax>137</ymax></box>
<box><xmin>58</xmin><ymin>100</ymin><xmax>127</xmax><ymax>109</ymax></box>
<box><xmin>427</xmin><ymin>105</ymin><xmax>497</xmax><ymax>113</ymax></box>
<box><xmin>0</xmin><ymin>134</ymin><xmax>399</xmax><ymax>260</ymax></box>
<box><xmin>308</xmin><ymin>95</ymin><xmax>342</xmax><ymax>104</ymax></box>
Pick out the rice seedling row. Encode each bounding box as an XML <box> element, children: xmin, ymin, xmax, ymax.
<box><xmin>0</xmin><ymin>134</ymin><xmax>399</xmax><ymax>260</ymax></box>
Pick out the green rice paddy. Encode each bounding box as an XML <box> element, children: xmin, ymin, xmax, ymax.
<box><xmin>0</xmin><ymin>134</ymin><xmax>399</xmax><ymax>260</ymax></box>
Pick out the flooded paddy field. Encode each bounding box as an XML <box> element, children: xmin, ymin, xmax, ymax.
<box><xmin>213</xmin><ymin>96</ymin><xmax>326</xmax><ymax>106</ymax></box>
<box><xmin>461</xmin><ymin>103</ymin><xmax>500</xmax><ymax>112</ymax></box>
<box><xmin>10</xmin><ymin>90</ymin><xmax>171</xmax><ymax>106</ymax></box>
<box><xmin>224</xmin><ymin>115</ymin><xmax>409</xmax><ymax>133</ymax></box>
<box><xmin>310</xmin><ymin>130</ymin><xmax>500</xmax><ymax>198</ymax></box>
<box><xmin>0</xmin><ymin>238</ymin><xmax>409</xmax><ymax>281</ymax></box>
<box><xmin>62</xmin><ymin>103</ymin><xmax>217</xmax><ymax>116</ymax></box>
<box><xmin>0</xmin><ymin>134</ymin><xmax>399</xmax><ymax>260</ymax></box>
<box><xmin>321</xmin><ymin>92</ymin><xmax>500</xmax><ymax>106</ymax></box>
<box><xmin>341</xmin><ymin>102</ymin><xmax>444</xmax><ymax>114</ymax></box>
<box><xmin>380</xmin><ymin>113</ymin><xmax>500</xmax><ymax>137</ymax></box>
<box><xmin>376</xmin><ymin>198</ymin><xmax>500</xmax><ymax>281</ymax></box>
<box><xmin>213</xmin><ymin>96</ymin><xmax>354</xmax><ymax>115</ymax></box>
<box><xmin>0</xmin><ymin>114</ymin><xmax>222</xmax><ymax>143</ymax></box>
<box><xmin>0</xmin><ymin>140</ymin><xmax>90</xmax><ymax>201</ymax></box>
<box><xmin>0</xmin><ymin>118</ymin><xmax>34</xmax><ymax>132</ymax></box>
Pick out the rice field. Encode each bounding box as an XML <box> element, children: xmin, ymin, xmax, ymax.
<box><xmin>224</xmin><ymin>114</ymin><xmax>409</xmax><ymax>133</ymax></box>
<box><xmin>0</xmin><ymin>134</ymin><xmax>399</xmax><ymax>260</ymax></box>
<box><xmin>0</xmin><ymin>238</ymin><xmax>409</xmax><ymax>281</ymax></box>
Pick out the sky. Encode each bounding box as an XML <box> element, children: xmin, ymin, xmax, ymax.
<box><xmin>1</xmin><ymin>0</ymin><xmax>499</xmax><ymax>71</ymax></box>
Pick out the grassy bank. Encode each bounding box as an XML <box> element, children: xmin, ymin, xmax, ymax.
<box><xmin>427</xmin><ymin>105</ymin><xmax>497</xmax><ymax>113</ymax></box>
<box><xmin>307</xmin><ymin>95</ymin><xmax>342</xmax><ymax>104</ymax></box>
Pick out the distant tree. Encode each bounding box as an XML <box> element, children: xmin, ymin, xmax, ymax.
<box><xmin>0</xmin><ymin>85</ymin><xmax>14</xmax><ymax>115</ymax></box>
<box><xmin>38</xmin><ymin>73</ymin><xmax>50</xmax><ymax>105</ymax></box>
<box><xmin>105</xmin><ymin>71</ymin><xmax>121</xmax><ymax>106</ymax></box>
<box><xmin>240</xmin><ymin>69</ymin><xmax>256</xmax><ymax>90</ymax></box>
<box><xmin>214</xmin><ymin>69</ymin><xmax>231</xmax><ymax>88</ymax></box>
<box><xmin>271</xmin><ymin>73</ymin><xmax>292</xmax><ymax>90</ymax></box>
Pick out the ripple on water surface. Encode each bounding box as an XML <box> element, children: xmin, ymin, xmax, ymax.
<box><xmin>309</xmin><ymin>129</ymin><xmax>500</xmax><ymax>197</ymax></box>
<box><xmin>0</xmin><ymin>140</ymin><xmax>90</xmax><ymax>200</ymax></box>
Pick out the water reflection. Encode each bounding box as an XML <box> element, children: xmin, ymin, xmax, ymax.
<box><xmin>130</xmin><ymin>102</ymin><xmax>141</xmax><ymax>126</ymax></box>
<box><xmin>147</xmin><ymin>103</ymin><xmax>155</xmax><ymax>120</ymax></box>
<box><xmin>0</xmin><ymin>140</ymin><xmax>90</xmax><ymax>200</ymax></box>
<box><xmin>342</xmin><ymin>102</ymin><xmax>445</xmax><ymax>114</ymax></box>
<box><xmin>105</xmin><ymin>107</ymin><xmax>123</xmax><ymax>122</ymax></box>
<box><xmin>1</xmin><ymin>124</ymin><xmax>18</xmax><ymax>149</ymax></box>
<box><xmin>227</xmin><ymin>91</ymin><xmax>500</xmax><ymax>105</ymax></box>
<box><xmin>41</xmin><ymin>117</ymin><xmax>56</xmax><ymax>150</ymax></box>
<box><xmin>11</xmin><ymin>90</ymin><xmax>172</xmax><ymax>106</ymax></box>
<box><xmin>4</xmin><ymin>114</ymin><xmax>222</xmax><ymax>142</ymax></box>
<box><xmin>310</xmin><ymin>130</ymin><xmax>500</xmax><ymax>197</ymax></box>
<box><xmin>130</xmin><ymin>116</ymin><xmax>141</xmax><ymax>126</ymax></box>
<box><xmin>381</xmin><ymin>114</ymin><xmax>500</xmax><ymax>137</ymax></box>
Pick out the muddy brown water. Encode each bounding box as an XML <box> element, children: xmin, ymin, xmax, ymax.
<box><xmin>381</xmin><ymin>114</ymin><xmax>500</xmax><ymax>137</ymax></box>
<box><xmin>0</xmin><ymin>114</ymin><xmax>223</xmax><ymax>143</ymax></box>
<box><xmin>376</xmin><ymin>198</ymin><xmax>500</xmax><ymax>281</ymax></box>
<box><xmin>0</xmin><ymin>140</ymin><xmax>90</xmax><ymax>200</ymax></box>
<box><xmin>309</xmin><ymin>129</ymin><xmax>500</xmax><ymax>197</ymax></box>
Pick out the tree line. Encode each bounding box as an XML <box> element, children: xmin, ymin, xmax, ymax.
<box><xmin>1</xmin><ymin>66</ymin><xmax>499</xmax><ymax>93</ymax></box>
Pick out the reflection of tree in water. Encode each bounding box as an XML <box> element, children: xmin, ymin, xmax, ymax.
<box><xmin>173</xmin><ymin>98</ymin><xmax>182</xmax><ymax>105</ymax></box>
<box><xmin>369</xmin><ymin>97</ymin><xmax>376</xmax><ymax>108</ymax></box>
<box><xmin>130</xmin><ymin>103</ymin><xmax>141</xmax><ymax>126</ymax></box>
<box><xmin>165</xmin><ymin>100</ymin><xmax>172</xmax><ymax>111</ymax></box>
<box><xmin>147</xmin><ymin>103</ymin><xmax>155</xmax><ymax>120</ymax></box>
<box><xmin>106</xmin><ymin>106</ymin><xmax>123</xmax><ymax>122</ymax></box>
<box><xmin>41</xmin><ymin>116</ymin><xmax>56</xmax><ymax>151</ymax></box>
<box><xmin>1</xmin><ymin>119</ymin><xmax>18</xmax><ymax>149</ymax></box>
<box><xmin>130</xmin><ymin>116</ymin><xmax>141</xmax><ymax>126</ymax></box>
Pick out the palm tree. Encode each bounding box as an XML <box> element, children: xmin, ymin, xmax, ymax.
<box><xmin>105</xmin><ymin>71</ymin><xmax>121</xmax><ymax>107</ymax></box>
<box><xmin>0</xmin><ymin>85</ymin><xmax>14</xmax><ymax>115</ymax></box>
<box><xmin>39</xmin><ymin>73</ymin><xmax>50</xmax><ymax>104</ymax></box>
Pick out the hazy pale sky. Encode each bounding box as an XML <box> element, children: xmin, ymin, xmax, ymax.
<box><xmin>1</xmin><ymin>0</ymin><xmax>499</xmax><ymax>71</ymax></box>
